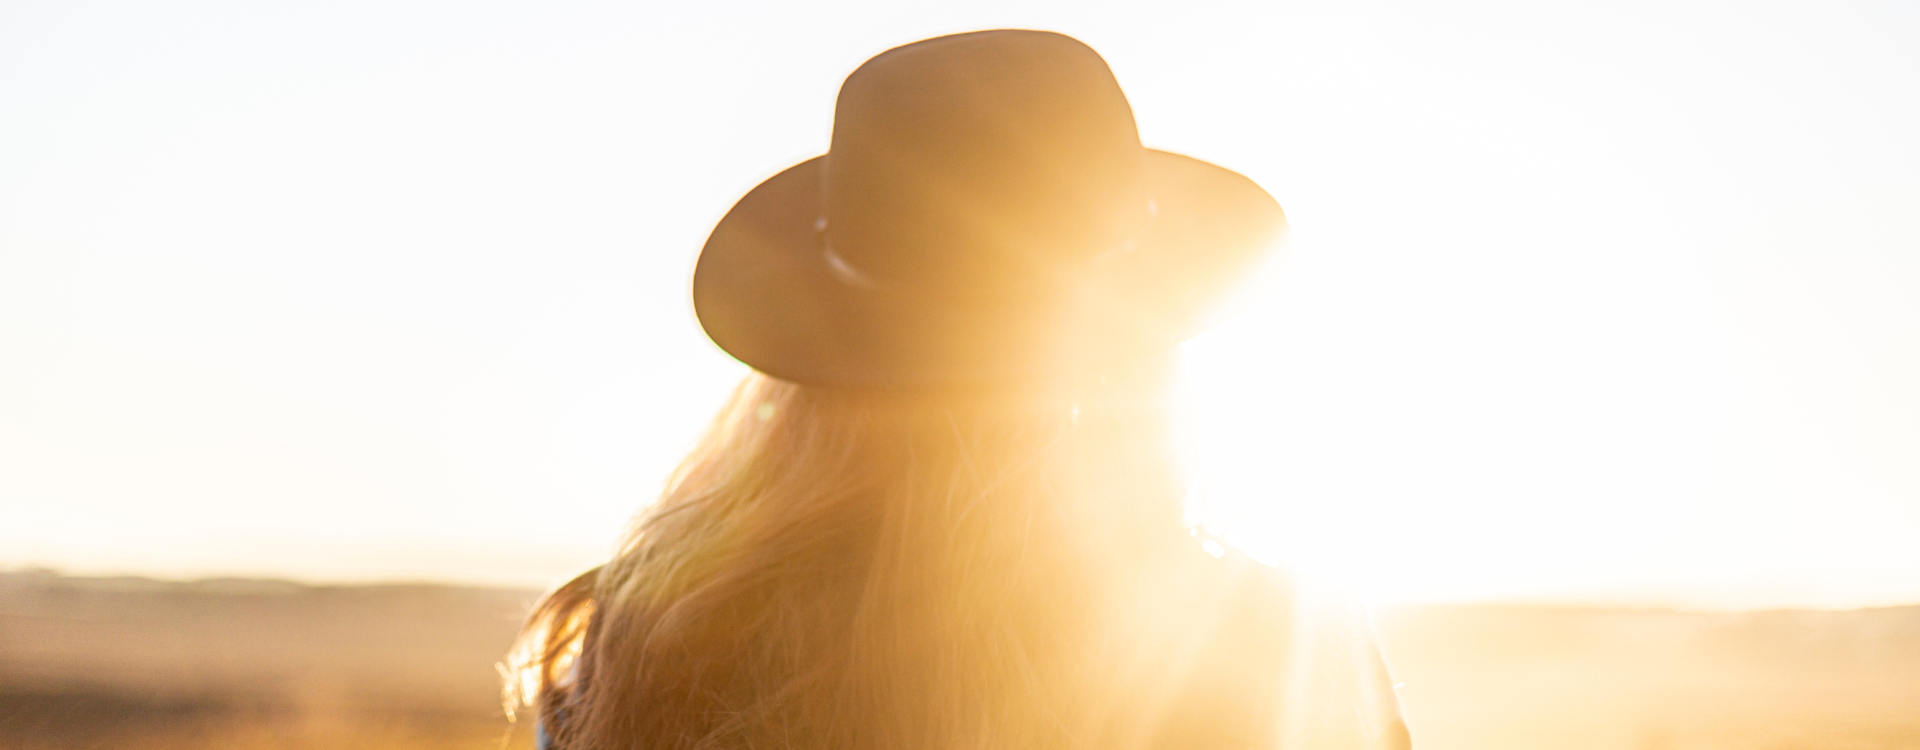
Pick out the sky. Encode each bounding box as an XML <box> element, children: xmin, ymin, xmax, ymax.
<box><xmin>1</xmin><ymin>0</ymin><xmax>1915</xmax><ymax>609</ymax></box>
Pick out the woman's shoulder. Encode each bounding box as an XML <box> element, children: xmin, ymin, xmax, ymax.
<box><xmin>1152</xmin><ymin>538</ymin><xmax>1411</xmax><ymax>750</ymax></box>
<box><xmin>1170</xmin><ymin>537</ymin><xmax>1381</xmax><ymax>657</ymax></box>
<box><xmin>1158</xmin><ymin>536</ymin><xmax>1299</xmax><ymax>642</ymax></box>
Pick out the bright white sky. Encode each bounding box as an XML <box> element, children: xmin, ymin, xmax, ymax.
<box><xmin>2</xmin><ymin>0</ymin><xmax>1915</xmax><ymax>609</ymax></box>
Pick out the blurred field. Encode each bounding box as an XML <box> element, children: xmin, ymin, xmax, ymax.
<box><xmin>2</xmin><ymin>570</ymin><xmax>1916</xmax><ymax>749</ymax></box>
<box><xmin>1375</xmin><ymin>605</ymin><xmax>1920</xmax><ymax>750</ymax></box>
<box><xmin>0</xmin><ymin>570</ymin><xmax>538</xmax><ymax>749</ymax></box>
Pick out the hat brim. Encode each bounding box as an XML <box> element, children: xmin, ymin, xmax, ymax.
<box><xmin>693</xmin><ymin>149</ymin><xmax>1286</xmax><ymax>389</ymax></box>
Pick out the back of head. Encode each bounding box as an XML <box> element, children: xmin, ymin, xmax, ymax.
<box><xmin>510</xmin><ymin>366</ymin><xmax>1299</xmax><ymax>750</ymax></box>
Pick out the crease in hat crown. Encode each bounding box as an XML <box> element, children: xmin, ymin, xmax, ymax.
<box><xmin>821</xmin><ymin>29</ymin><xmax>1153</xmax><ymax>296</ymax></box>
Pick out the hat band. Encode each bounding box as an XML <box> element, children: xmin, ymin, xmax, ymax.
<box><xmin>822</xmin><ymin>243</ymin><xmax>882</xmax><ymax>290</ymax></box>
<box><xmin>814</xmin><ymin>200</ymin><xmax>1158</xmax><ymax>295</ymax></box>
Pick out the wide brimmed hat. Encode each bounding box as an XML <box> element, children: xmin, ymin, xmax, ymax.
<box><xmin>694</xmin><ymin>30</ymin><xmax>1286</xmax><ymax>389</ymax></box>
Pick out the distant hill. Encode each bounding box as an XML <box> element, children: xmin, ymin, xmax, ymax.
<box><xmin>3</xmin><ymin>570</ymin><xmax>1916</xmax><ymax>750</ymax></box>
<box><xmin>0</xmin><ymin>570</ymin><xmax>540</xmax><ymax>749</ymax></box>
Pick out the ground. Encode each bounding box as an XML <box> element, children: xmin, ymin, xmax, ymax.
<box><xmin>2</xmin><ymin>570</ymin><xmax>1916</xmax><ymax>749</ymax></box>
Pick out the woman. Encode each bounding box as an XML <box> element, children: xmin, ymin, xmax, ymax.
<box><xmin>508</xmin><ymin>30</ymin><xmax>1410</xmax><ymax>750</ymax></box>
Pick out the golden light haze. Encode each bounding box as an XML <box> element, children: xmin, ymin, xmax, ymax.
<box><xmin>2</xmin><ymin>0</ymin><xmax>1916</xmax><ymax>609</ymax></box>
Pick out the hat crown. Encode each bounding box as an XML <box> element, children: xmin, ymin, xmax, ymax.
<box><xmin>823</xmin><ymin>30</ymin><xmax>1150</xmax><ymax>293</ymax></box>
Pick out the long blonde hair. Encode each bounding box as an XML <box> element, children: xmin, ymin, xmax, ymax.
<box><xmin>506</xmin><ymin>365</ymin><xmax>1304</xmax><ymax>750</ymax></box>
